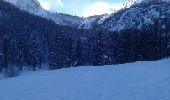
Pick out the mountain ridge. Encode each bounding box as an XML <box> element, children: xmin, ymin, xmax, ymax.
<box><xmin>79</xmin><ymin>1</ymin><xmax>170</xmax><ymax>32</ymax></box>
<box><xmin>3</xmin><ymin>0</ymin><xmax>84</xmax><ymax>27</ymax></box>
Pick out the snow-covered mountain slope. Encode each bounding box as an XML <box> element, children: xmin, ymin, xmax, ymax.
<box><xmin>4</xmin><ymin>0</ymin><xmax>48</xmax><ymax>17</ymax></box>
<box><xmin>78</xmin><ymin>0</ymin><xmax>141</xmax><ymax>29</ymax></box>
<box><xmin>123</xmin><ymin>0</ymin><xmax>141</xmax><ymax>8</ymax></box>
<box><xmin>79</xmin><ymin>2</ymin><xmax>170</xmax><ymax>31</ymax></box>
<box><xmin>0</xmin><ymin>59</ymin><xmax>170</xmax><ymax>100</ymax></box>
<box><xmin>123</xmin><ymin>0</ymin><xmax>170</xmax><ymax>8</ymax></box>
<box><xmin>78</xmin><ymin>15</ymin><xmax>106</xmax><ymax>29</ymax></box>
<box><xmin>78</xmin><ymin>16</ymin><xmax>98</xmax><ymax>29</ymax></box>
<box><xmin>102</xmin><ymin>3</ymin><xmax>170</xmax><ymax>31</ymax></box>
<box><xmin>3</xmin><ymin>0</ymin><xmax>83</xmax><ymax>27</ymax></box>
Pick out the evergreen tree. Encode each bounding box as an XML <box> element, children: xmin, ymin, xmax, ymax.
<box><xmin>29</xmin><ymin>35</ymin><xmax>41</xmax><ymax>71</ymax></box>
<box><xmin>2</xmin><ymin>37</ymin><xmax>9</xmax><ymax>71</ymax></box>
<box><xmin>92</xmin><ymin>30</ymin><xmax>104</xmax><ymax>66</ymax></box>
<box><xmin>0</xmin><ymin>41</ymin><xmax>3</xmax><ymax>73</ymax></box>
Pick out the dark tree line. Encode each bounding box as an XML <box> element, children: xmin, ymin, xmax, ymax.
<box><xmin>0</xmin><ymin>0</ymin><xmax>170</xmax><ymax>77</ymax></box>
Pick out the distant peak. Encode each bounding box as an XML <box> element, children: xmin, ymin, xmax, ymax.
<box><xmin>4</xmin><ymin>0</ymin><xmax>40</xmax><ymax>5</ymax></box>
<box><xmin>123</xmin><ymin>0</ymin><xmax>141</xmax><ymax>8</ymax></box>
<box><xmin>124</xmin><ymin>0</ymin><xmax>170</xmax><ymax>8</ymax></box>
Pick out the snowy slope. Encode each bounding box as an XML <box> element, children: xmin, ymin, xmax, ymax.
<box><xmin>78</xmin><ymin>14</ymin><xmax>109</xmax><ymax>29</ymax></box>
<box><xmin>4</xmin><ymin>0</ymin><xmax>49</xmax><ymax>17</ymax></box>
<box><xmin>83</xmin><ymin>2</ymin><xmax>170</xmax><ymax>31</ymax></box>
<box><xmin>105</xmin><ymin>3</ymin><xmax>168</xmax><ymax>31</ymax></box>
<box><xmin>79</xmin><ymin>0</ymin><xmax>141</xmax><ymax>30</ymax></box>
<box><xmin>123</xmin><ymin>0</ymin><xmax>141</xmax><ymax>8</ymax></box>
<box><xmin>79</xmin><ymin>1</ymin><xmax>170</xmax><ymax>31</ymax></box>
<box><xmin>123</xmin><ymin>0</ymin><xmax>170</xmax><ymax>8</ymax></box>
<box><xmin>78</xmin><ymin>15</ymin><xmax>102</xmax><ymax>29</ymax></box>
<box><xmin>3</xmin><ymin>0</ymin><xmax>83</xmax><ymax>27</ymax></box>
<box><xmin>0</xmin><ymin>59</ymin><xmax>170</xmax><ymax>100</ymax></box>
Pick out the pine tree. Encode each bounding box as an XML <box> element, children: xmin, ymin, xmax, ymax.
<box><xmin>2</xmin><ymin>37</ymin><xmax>8</xmax><ymax>71</ymax></box>
<box><xmin>92</xmin><ymin>30</ymin><xmax>104</xmax><ymax>66</ymax></box>
<box><xmin>0</xmin><ymin>41</ymin><xmax>3</xmax><ymax>73</ymax></box>
<box><xmin>29</xmin><ymin>35</ymin><xmax>41</xmax><ymax>71</ymax></box>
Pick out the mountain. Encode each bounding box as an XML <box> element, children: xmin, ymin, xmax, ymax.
<box><xmin>123</xmin><ymin>0</ymin><xmax>141</xmax><ymax>8</ymax></box>
<box><xmin>4</xmin><ymin>0</ymin><xmax>170</xmax><ymax>29</ymax></box>
<box><xmin>78</xmin><ymin>1</ymin><xmax>170</xmax><ymax>31</ymax></box>
<box><xmin>123</xmin><ymin>0</ymin><xmax>170</xmax><ymax>8</ymax></box>
<box><xmin>4</xmin><ymin>0</ymin><xmax>48</xmax><ymax>17</ymax></box>
<box><xmin>78</xmin><ymin>0</ymin><xmax>141</xmax><ymax>30</ymax></box>
<box><xmin>100</xmin><ymin>1</ymin><xmax>170</xmax><ymax>31</ymax></box>
<box><xmin>78</xmin><ymin>14</ymin><xmax>108</xmax><ymax>29</ymax></box>
<box><xmin>3</xmin><ymin>0</ymin><xmax>83</xmax><ymax>27</ymax></box>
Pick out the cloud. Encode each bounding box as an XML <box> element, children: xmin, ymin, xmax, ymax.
<box><xmin>56</xmin><ymin>0</ymin><xmax>63</xmax><ymax>7</ymax></box>
<box><xmin>82</xmin><ymin>1</ymin><xmax>123</xmax><ymax>17</ymax></box>
<box><xmin>38</xmin><ymin>0</ymin><xmax>64</xmax><ymax>11</ymax></box>
<box><xmin>38</xmin><ymin>0</ymin><xmax>124</xmax><ymax>16</ymax></box>
<box><xmin>40</xmin><ymin>1</ymin><xmax>50</xmax><ymax>10</ymax></box>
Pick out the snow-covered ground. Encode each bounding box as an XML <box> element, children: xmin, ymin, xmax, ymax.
<box><xmin>0</xmin><ymin>59</ymin><xmax>170</xmax><ymax>100</ymax></box>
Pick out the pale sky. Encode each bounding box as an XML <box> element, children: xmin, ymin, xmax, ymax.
<box><xmin>37</xmin><ymin>0</ymin><xmax>126</xmax><ymax>17</ymax></box>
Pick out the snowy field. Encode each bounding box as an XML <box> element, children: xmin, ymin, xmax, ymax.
<box><xmin>0</xmin><ymin>59</ymin><xmax>170</xmax><ymax>100</ymax></box>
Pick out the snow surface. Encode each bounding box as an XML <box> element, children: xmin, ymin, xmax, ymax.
<box><xmin>78</xmin><ymin>17</ymin><xmax>97</xmax><ymax>29</ymax></box>
<box><xmin>0</xmin><ymin>59</ymin><xmax>170</xmax><ymax>100</ymax></box>
<box><xmin>124</xmin><ymin>0</ymin><xmax>170</xmax><ymax>8</ymax></box>
<box><xmin>123</xmin><ymin>0</ymin><xmax>141</xmax><ymax>8</ymax></box>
